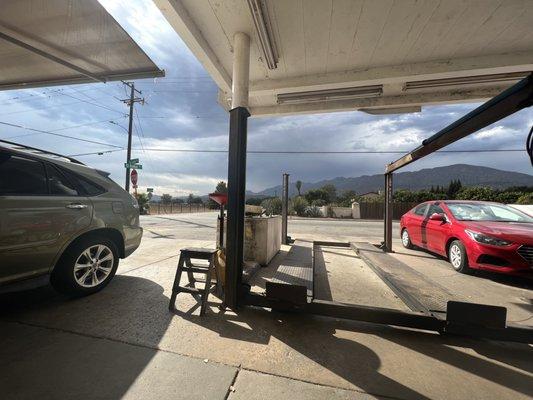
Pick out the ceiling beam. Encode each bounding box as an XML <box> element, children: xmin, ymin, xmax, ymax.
<box><xmin>249</xmin><ymin>86</ymin><xmax>508</xmax><ymax>117</ymax></box>
<box><xmin>154</xmin><ymin>0</ymin><xmax>231</xmax><ymax>92</ymax></box>
<box><xmin>249</xmin><ymin>52</ymin><xmax>533</xmax><ymax>96</ymax></box>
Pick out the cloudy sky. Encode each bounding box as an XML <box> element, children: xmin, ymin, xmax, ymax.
<box><xmin>1</xmin><ymin>0</ymin><xmax>531</xmax><ymax>196</ymax></box>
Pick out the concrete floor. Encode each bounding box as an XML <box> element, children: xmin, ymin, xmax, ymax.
<box><xmin>1</xmin><ymin>212</ymin><xmax>532</xmax><ymax>399</ymax></box>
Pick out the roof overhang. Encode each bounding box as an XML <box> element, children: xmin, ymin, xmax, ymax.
<box><xmin>0</xmin><ymin>0</ymin><xmax>164</xmax><ymax>91</ymax></box>
<box><xmin>155</xmin><ymin>0</ymin><xmax>533</xmax><ymax>117</ymax></box>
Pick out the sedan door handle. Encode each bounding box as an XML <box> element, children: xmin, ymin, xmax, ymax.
<box><xmin>66</xmin><ymin>203</ymin><xmax>88</xmax><ymax>209</ymax></box>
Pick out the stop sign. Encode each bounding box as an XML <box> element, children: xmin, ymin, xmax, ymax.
<box><xmin>130</xmin><ymin>169</ymin><xmax>138</xmax><ymax>185</ymax></box>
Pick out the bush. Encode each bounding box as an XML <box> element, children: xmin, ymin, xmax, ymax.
<box><xmin>306</xmin><ymin>205</ymin><xmax>322</xmax><ymax>218</ymax></box>
<box><xmin>311</xmin><ymin>199</ymin><xmax>326</xmax><ymax>207</ymax></box>
<box><xmin>292</xmin><ymin>196</ymin><xmax>308</xmax><ymax>216</ymax></box>
<box><xmin>261</xmin><ymin>197</ymin><xmax>282</xmax><ymax>216</ymax></box>
<box><xmin>493</xmin><ymin>191</ymin><xmax>524</xmax><ymax>204</ymax></box>
<box><xmin>455</xmin><ymin>186</ymin><xmax>495</xmax><ymax>201</ymax></box>
<box><xmin>516</xmin><ymin>193</ymin><xmax>533</xmax><ymax>205</ymax></box>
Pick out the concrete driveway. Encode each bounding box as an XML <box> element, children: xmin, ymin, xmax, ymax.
<box><xmin>1</xmin><ymin>212</ymin><xmax>532</xmax><ymax>400</ymax></box>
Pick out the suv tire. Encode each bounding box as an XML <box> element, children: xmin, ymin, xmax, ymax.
<box><xmin>51</xmin><ymin>235</ymin><xmax>119</xmax><ymax>296</ymax></box>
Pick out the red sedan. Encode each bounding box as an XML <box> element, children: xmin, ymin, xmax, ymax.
<box><xmin>400</xmin><ymin>200</ymin><xmax>533</xmax><ymax>275</ymax></box>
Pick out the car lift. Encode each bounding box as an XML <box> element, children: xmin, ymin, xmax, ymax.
<box><xmin>225</xmin><ymin>73</ymin><xmax>533</xmax><ymax>344</ymax></box>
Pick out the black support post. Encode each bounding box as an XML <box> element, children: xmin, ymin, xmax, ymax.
<box><xmin>225</xmin><ymin>106</ymin><xmax>250</xmax><ymax>310</ymax></box>
<box><xmin>384</xmin><ymin>172</ymin><xmax>393</xmax><ymax>252</ymax></box>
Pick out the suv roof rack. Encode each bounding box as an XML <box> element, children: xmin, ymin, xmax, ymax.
<box><xmin>0</xmin><ymin>139</ymin><xmax>85</xmax><ymax>165</ymax></box>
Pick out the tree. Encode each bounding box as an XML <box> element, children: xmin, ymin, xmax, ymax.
<box><xmin>187</xmin><ymin>193</ymin><xmax>203</xmax><ymax>204</ymax></box>
<box><xmin>161</xmin><ymin>194</ymin><xmax>172</xmax><ymax>204</ymax></box>
<box><xmin>447</xmin><ymin>179</ymin><xmax>462</xmax><ymax>199</ymax></box>
<box><xmin>135</xmin><ymin>193</ymin><xmax>150</xmax><ymax>215</ymax></box>
<box><xmin>215</xmin><ymin>181</ymin><xmax>227</xmax><ymax>194</ymax></box>
<box><xmin>246</xmin><ymin>197</ymin><xmax>264</xmax><ymax>206</ymax></box>
<box><xmin>337</xmin><ymin>190</ymin><xmax>357</xmax><ymax>207</ymax></box>
<box><xmin>304</xmin><ymin>184</ymin><xmax>337</xmax><ymax>205</ymax></box>
<box><xmin>295</xmin><ymin>180</ymin><xmax>302</xmax><ymax>196</ymax></box>
<box><xmin>292</xmin><ymin>196</ymin><xmax>308</xmax><ymax>216</ymax></box>
<box><xmin>322</xmin><ymin>184</ymin><xmax>337</xmax><ymax>203</ymax></box>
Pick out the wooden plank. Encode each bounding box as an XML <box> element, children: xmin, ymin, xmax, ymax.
<box><xmin>352</xmin><ymin>242</ymin><xmax>454</xmax><ymax>314</ymax></box>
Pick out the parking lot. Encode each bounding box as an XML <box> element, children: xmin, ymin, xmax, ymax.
<box><xmin>1</xmin><ymin>212</ymin><xmax>532</xmax><ymax>400</ymax></box>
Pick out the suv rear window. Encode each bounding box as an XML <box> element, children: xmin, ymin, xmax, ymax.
<box><xmin>46</xmin><ymin>165</ymin><xmax>79</xmax><ymax>196</ymax></box>
<box><xmin>0</xmin><ymin>153</ymin><xmax>47</xmax><ymax>195</ymax></box>
<box><xmin>61</xmin><ymin>168</ymin><xmax>106</xmax><ymax>196</ymax></box>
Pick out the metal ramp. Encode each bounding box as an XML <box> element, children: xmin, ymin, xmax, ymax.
<box><xmin>265</xmin><ymin>244</ymin><xmax>313</xmax><ymax>306</ymax></box>
<box><xmin>351</xmin><ymin>242</ymin><xmax>454</xmax><ymax>315</ymax></box>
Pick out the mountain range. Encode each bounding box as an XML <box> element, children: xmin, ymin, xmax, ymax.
<box><xmin>246</xmin><ymin>164</ymin><xmax>533</xmax><ymax>198</ymax></box>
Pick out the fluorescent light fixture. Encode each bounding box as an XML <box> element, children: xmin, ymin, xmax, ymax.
<box><xmin>247</xmin><ymin>0</ymin><xmax>279</xmax><ymax>70</ymax></box>
<box><xmin>405</xmin><ymin>72</ymin><xmax>529</xmax><ymax>90</ymax></box>
<box><xmin>277</xmin><ymin>85</ymin><xmax>383</xmax><ymax>105</ymax></box>
<box><xmin>359</xmin><ymin>106</ymin><xmax>421</xmax><ymax>115</ymax></box>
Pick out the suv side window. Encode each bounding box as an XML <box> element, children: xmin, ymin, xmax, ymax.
<box><xmin>61</xmin><ymin>169</ymin><xmax>106</xmax><ymax>196</ymax></box>
<box><xmin>46</xmin><ymin>165</ymin><xmax>79</xmax><ymax>196</ymax></box>
<box><xmin>413</xmin><ymin>204</ymin><xmax>428</xmax><ymax>216</ymax></box>
<box><xmin>0</xmin><ymin>152</ymin><xmax>47</xmax><ymax>195</ymax></box>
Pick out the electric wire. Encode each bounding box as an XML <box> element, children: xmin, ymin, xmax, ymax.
<box><xmin>130</xmin><ymin>148</ymin><xmax>524</xmax><ymax>154</ymax></box>
<box><xmin>0</xmin><ymin>121</ymin><xmax>122</xmax><ymax>148</ymax></box>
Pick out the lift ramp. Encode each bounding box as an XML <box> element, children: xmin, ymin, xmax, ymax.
<box><xmin>351</xmin><ymin>242</ymin><xmax>454</xmax><ymax>315</ymax></box>
<box><xmin>265</xmin><ymin>244</ymin><xmax>313</xmax><ymax>306</ymax></box>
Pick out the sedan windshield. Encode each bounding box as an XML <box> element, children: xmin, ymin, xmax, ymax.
<box><xmin>446</xmin><ymin>203</ymin><xmax>533</xmax><ymax>223</ymax></box>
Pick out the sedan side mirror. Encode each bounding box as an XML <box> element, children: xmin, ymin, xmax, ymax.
<box><xmin>429</xmin><ymin>212</ymin><xmax>445</xmax><ymax>221</ymax></box>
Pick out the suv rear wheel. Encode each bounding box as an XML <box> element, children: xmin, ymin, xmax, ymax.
<box><xmin>51</xmin><ymin>236</ymin><xmax>119</xmax><ymax>296</ymax></box>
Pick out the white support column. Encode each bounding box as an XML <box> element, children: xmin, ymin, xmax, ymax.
<box><xmin>231</xmin><ymin>32</ymin><xmax>250</xmax><ymax>109</ymax></box>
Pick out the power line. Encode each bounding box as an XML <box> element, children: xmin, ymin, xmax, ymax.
<box><xmin>67</xmin><ymin>149</ymin><xmax>125</xmax><ymax>157</ymax></box>
<box><xmin>52</xmin><ymin>89</ymin><xmax>125</xmax><ymax>115</ymax></box>
<box><xmin>132</xmin><ymin>148</ymin><xmax>524</xmax><ymax>154</ymax></box>
<box><xmin>0</xmin><ymin>95</ymin><xmax>123</xmax><ymax>116</ymax></box>
<box><xmin>0</xmin><ymin>121</ymin><xmax>122</xmax><ymax>148</ymax></box>
<box><xmin>4</xmin><ymin>117</ymin><xmax>127</xmax><ymax>140</ymax></box>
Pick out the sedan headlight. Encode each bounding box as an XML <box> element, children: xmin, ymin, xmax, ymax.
<box><xmin>465</xmin><ymin>230</ymin><xmax>512</xmax><ymax>246</ymax></box>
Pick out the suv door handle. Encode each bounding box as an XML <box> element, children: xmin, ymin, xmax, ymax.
<box><xmin>66</xmin><ymin>203</ymin><xmax>88</xmax><ymax>209</ymax></box>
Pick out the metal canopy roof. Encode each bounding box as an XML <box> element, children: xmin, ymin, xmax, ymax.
<box><xmin>0</xmin><ymin>0</ymin><xmax>164</xmax><ymax>91</ymax></box>
<box><xmin>155</xmin><ymin>0</ymin><xmax>533</xmax><ymax>117</ymax></box>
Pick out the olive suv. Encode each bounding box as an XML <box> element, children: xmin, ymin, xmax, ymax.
<box><xmin>0</xmin><ymin>142</ymin><xmax>142</xmax><ymax>296</ymax></box>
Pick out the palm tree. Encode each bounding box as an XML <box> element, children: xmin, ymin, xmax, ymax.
<box><xmin>295</xmin><ymin>180</ymin><xmax>302</xmax><ymax>196</ymax></box>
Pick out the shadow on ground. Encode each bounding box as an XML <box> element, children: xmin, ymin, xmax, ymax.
<box><xmin>0</xmin><ymin>276</ymin><xmax>175</xmax><ymax>400</ymax></box>
<box><xmin>1</xmin><ymin>271</ymin><xmax>532</xmax><ymax>400</ymax></box>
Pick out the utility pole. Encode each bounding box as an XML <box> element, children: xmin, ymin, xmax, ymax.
<box><xmin>121</xmin><ymin>81</ymin><xmax>144</xmax><ymax>192</ymax></box>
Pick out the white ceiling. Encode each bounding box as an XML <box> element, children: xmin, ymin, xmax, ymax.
<box><xmin>155</xmin><ymin>0</ymin><xmax>533</xmax><ymax>116</ymax></box>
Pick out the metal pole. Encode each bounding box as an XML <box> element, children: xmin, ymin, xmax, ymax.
<box><xmin>281</xmin><ymin>173</ymin><xmax>289</xmax><ymax>244</ymax></box>
<box><xmin>125</xmin><ymin>83</ymin><xmax>135</xmax><ymax>192</ymax></box>
<box><xmin>225</xmin><ymin>32</ymin><xmax>250</xmax><ymax>310</ymax></box>
<box><xmin>384</xmin><ymin>173</ymin><xmax>393</xmax><ymax>252</ymax></box>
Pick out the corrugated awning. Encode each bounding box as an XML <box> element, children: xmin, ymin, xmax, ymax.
<box><xmin>0</xmin><ymin>0</ymin><xmax>164</xmax><ymax>91</ymax></box>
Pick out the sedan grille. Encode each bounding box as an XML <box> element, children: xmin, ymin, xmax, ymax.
<box><xmin>517</xmin><ymin>245</ymin><xmax>533</xmax><ymax>265</ymax></box>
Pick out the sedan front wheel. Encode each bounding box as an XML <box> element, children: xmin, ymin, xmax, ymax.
<box><xmin>448</xmin><ymin>240</ymin><xmax>470</xmax><ymax>274</ymax></box>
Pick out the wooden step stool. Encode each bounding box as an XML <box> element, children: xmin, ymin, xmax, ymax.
<box><xmin>169</xmin><ymin>248</ymin><xmax>219</xmax><ymax>315</ymax></box>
